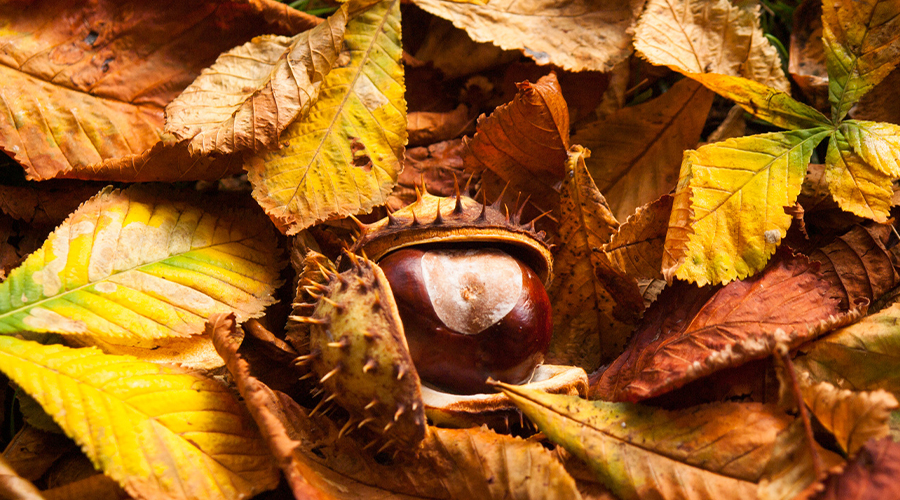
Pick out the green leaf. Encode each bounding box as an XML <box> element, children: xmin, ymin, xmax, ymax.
<box><xmin>0</xmin><ymin>186</ymin><xmax>283</xmax><ymax>340</ymax></box>
<box><xmin>246</xmin><ymin>0</ymin><xmax>406</xmax><ymax>235</ymax></box>
<box><xmin>0</xmin><ymin>336</ymin><xmax>279</xmax><ymax>500</ymax></box>
<box><xmin>663</xmin><ymin>128</ymin><xmax>830</xmax><ymax>285</ymax></box>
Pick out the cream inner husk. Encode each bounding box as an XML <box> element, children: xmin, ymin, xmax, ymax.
<box><xmin>421</xmin><ymin>248</ymin><xmax>523</xmax><ymax>335</ymax></box>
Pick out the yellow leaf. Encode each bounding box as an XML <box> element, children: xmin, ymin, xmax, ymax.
<box><xmin>663</xmin><ymin>128</ymin><xmax>830</xmax><ymax>285</ymax></box>
<box><xmin>412</xmin><ymin>0</ymin><xmax>645</xmax><ymax>72</ymax></box>
<box><xmin>548</xmin><ymin>146</ymin><xmax>643</xmax><ymax>371</ymax></box>
<box><xmin>246</xmin><ymin>0</ymin><xmax>406</xmax><ymax>235</ymax></box>
<box><xmin>841</xmin><ymin>120</ymin><xmax>900</xmax><ymax>177</ymax></box>
<box><xmin>0</xmin><ymin>186</ymin><xmax>283</xmax><ymax>341</ymax></box>
<box><xmin>824</xmin><ymin>129</ymin><xmax>892</xmax><ymax>222</ymax></box>
<box><xmin>573</xmin><ymin>78</ymin><xmax>713</xmax><ymax>221</ymax></box>
<box><xmin>0</xmin><ymin>336</ymin><xmax>279</xmax><ymax>500</ymax></box>
<box><xmin>798</xmin><ymin>371</ymin><xmax>898</xmax><ymax>455</ymax></box>
<box><xmin>634</xmin><ymin>0</ymin><xmax>790</xmax><ymax>92</ymax></box>
<box><xmin>166</xmin><ymin>7</ymin><xmax>349</xmax><ymax>156</ymax></box>
<box><xmin>822</xmin><ymin>0</ymin><xmax>900</xmax><ymax>121</ymax></box>
<box><xmin>497</xmin><ymin>383</ymin><xmax>787</xmax><ymax>499</ymax></box>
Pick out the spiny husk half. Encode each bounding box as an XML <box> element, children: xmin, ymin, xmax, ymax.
<box><xmin>298</xmin><ymin>252</ymin><xmax>426</xmax><ymax>448</ymax></box>
<box><xmin>352</xmin><ymin>190</ymin><xmax>554</xmax><ymax>286</ymax></box>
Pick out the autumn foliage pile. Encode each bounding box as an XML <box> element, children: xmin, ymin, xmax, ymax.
<box><xmin>1</xmin><ymin>0</ymin><xmax>900</xmax><ymax>499</ymax></box>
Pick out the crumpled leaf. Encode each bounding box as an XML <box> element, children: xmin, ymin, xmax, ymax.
<box><xmin>166</xmin><ymin>6</ymin><xmax>348</xmax><ymax>156</ymax></box>
<box><xmin>822</xmin><ymin>0</ymin><xmax>900</xmax><ymax>121</ymax></box>
<box><xmin>0</xmin><ymin>336</ymin><xmax>279</xmax><ymax>500</ymax></box>
<box><xmin>796</xmin><ymin>301</ymin><xmax>900</xmax><ymax>398</ymax></box>
<box><xmin>798</xmin><ymin>371</ymin><xmax>898</xmax><ymax>456</ymax></box>
<box><xmin>0</xmin><ymin>186</ymin><xmax>283</xmax><ymax>341</ymax></box>
<box><xmin>572</xmin><ymin>78</ymin><xmax>713</xmax><ymax>221</ymax></box>
<box><xmin>594</xmin><ymin>252</ymin><xmax>856</xmax><ymax>402</ymax></box>
<box><xmin>246</xmin><ymin>0</ymin><xmax>406</xmax><ymax>235</ymax></box>
<box><xmin>824</xmin><ymin>128</ymin><xmax>893</xmax><ymax>222</ymax></box>
<box><xmin>547</xmin><ymin>146</ymin><xmax>643</xmax><ymax>372</ymax></box>
<box><xmin>497</xmin><ymin>383</ymin><xmax>787</xmax><ymax>500</ymax></box>
<box><xmin>604</xmin><ymin>195</ymin><xmax>671</xmax><ymax>281</ymax></box>
<box><xmin>212</xmin><ymin>311</ymin><xmax>581</xmax><ymax>499</ymax></box>
<box><xmin>462</xmin><ymin>73</ymin><xmax>569</xmax><ymax>212</ymax></box>
<box><xmin>663</xmin><ymin>128</ymin><xmax>830</xmax><ymax>285</ymax></box>
<box><xmin>0</xmin><ymin>0</ymin><xmax>318</xmax><ymax>181</ymax></box>
<box><xmin>412</xmin><ymin>0</ymin><xmax>645</xmax><ymax>72</ymax></box>
<box><xmin>813</xmin><ymin>438</ymin><xmax>900</xmax><ymax>500</ymax></box>
<box><xmin>634</xmin><ymin>0</ymin><xmax>790</xmax><ymax>91</ymax></box>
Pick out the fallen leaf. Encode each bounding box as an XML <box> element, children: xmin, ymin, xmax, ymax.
<box><xmin>0</xmin><ymin>455</ymin><xmax>43</xmax><ymax>500</ymax></box>
<box><xmin>2</xmin><ymin>424</ymin><xmax>75</xmax><ymax>482</ymax></box>
<box><xmin>246</xmin><ymin>0</ymin><xmax>407</xmax><ymax>235</ymax></box>
<box><xmin>412</xmin><ymin>0</ymin><xmax>645</xmax><ymax>72</ymax></box>
<box><xmin>851</xmin><ymin>66</ymin><xmax>900</xmax><ymax>124</ymax></box>
<box><xmin>634</xmin><ymin>0</ymin><xmax>790</xmax><ymax>91</ymax></box>
<box><xmin>497</xmin><ymin>383</ymin><xmax>787</xmax><ymax>499</ymax></box>
<box><xmin>798</xmin><ymin>371</ymin><xmax>898</xmax><ymax>456</ymax></box>
<box><xmin>663</xmin><ymin>128</ymin><xmax>830</xmax><ymax>285</ymax></box>
<box><xmin>413</xmin><ymin>16</ymin><xmax>520</xmax><ymax>79</ymax></box>
<box><xmin>789</xmin><ymin>0</ymin><xmax>829</xmax><ymax>112</ymax></box>
<box><xmin>0</xmin><ymin>0</ymin><xmax>318</xmax><ymax>181</ymax></box>
<box><xmin>0</xmin><ymin>186</ymin><xmax>283</xmax><ymax>341</ymax></box>
<box><xmin>0</xmin><ymin>183</ymin><xmax>101</xmax><ymax>227</ymax></box>
<box><xmin>390</xmin><ymin>139</ymin><xmax>467</xmax><ymax>210</ymax></box>
<box><xmin>0</xmin><ymin>337</ymin><xmax>279</xmax><ymax>500</ymax></box>
<box><xmin>822</xmin><ymin>0</ymin><xmax>900</xmax><ymax>121</ymax></box>
<box><xmin>166</xmin><ymin>6</ymin><xmax>349</xmax><ymax>156</ymax></box>
<box><xmin>547</xmin><ymin>146</ymin><xmax>643</xmax><ymax>372</ymax></box>
<box><xmin>812</xmin><ymin>438</ymin><xmax>900</xmax><ymax>500</ymax></box>
<box><xmin>824</xmin><ymin>128</ymin><xmax>893</xmax><ymax>222</ymax></box>
<box><xmin>604</xmin><ymin>195</ymin><xmax>672</xmax><ymax>281</ymax></box>
<box><xmin>462</xmin><ymin>72</ymin><xmax>569</xmax><ymax>212</ymax></box>
<box><xmin>594</xmin><ymin>252</ymin><xmax>856</xmax><ymax>402</ymax></box>
<box><xmin>408</xmin><ymin>104</ymin><xmax>471</xmax><ymax>146</ymax></box>
<box><xmin>757</xmin><ymin>419</ymin><xmax>842</xmax><ymax>500</ymax></box>
<box><xmin>41</xmin><ymin>473</ymin><xmax>127</xmax><ymax>500</ymax></box>
<box><xmin>573</xmin><ymin>78</ymin><xmax>712</xmax><ymax>221</ymax></box>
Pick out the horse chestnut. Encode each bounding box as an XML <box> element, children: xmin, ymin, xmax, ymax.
<box><xmin>379</xmin><ymin>246</ymin><xmax>552</xmax><ymax>394</ymax></box>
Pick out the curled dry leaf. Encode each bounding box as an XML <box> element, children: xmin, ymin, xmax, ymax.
<box><xmin>634</xmin><ymin>0</ymin><xmax>790</xmax><ymax>91</ymax></box>
<box><xmin>603</xmin><ymin>195</ymin><xmax>672</xmax><ymax>281</ymax></box>
<box><xmin>573</xmin><ymin>78</ymin><xmax>711</xmax><ymax>221</ymax></box>
<box><xmin>0</xmin><ymin>0</ymin><xmax>318</xmax><ymax>181</ymax></box>
<box><xmin>413</xmin><ymin>17</ymin><xmax>520</xmax><ymax>79</ymax></box>
<box><xmin>594</xmin><ymin>252</ymin><xmax>858</xmax><ymax>402</ymax></box>
<box><xmin>166</xmin><ymin>7</ymin><xmax>348</xmax><ymax>156</ymax></box>
<box><xmin>246</xmin><ymin>0</ymin><xmax>406</xmax><ymax>235</ymax></box>
<box><xmin>2</xmin><ymin>424</ymin><xmax>77</xmax><ymax>482</ymax></box>
<box><xmin>498</xmin><ymin>383</ymin><xmax>788</xmax><ymax>500</ymax></box>
<box><xmin>812</xmin><ymin>438</ymin><xmax>900</xmax><ymax>500</ymax></box>
<box><xmin>462</xmin><ymin>72</ymin><xmax>569</xmax><ymax>212</ymax></box>
<box><xmin>412</xmin><ymin>0</ymin><xmax>645</xmax><ymax>72</ymax></box>
<box><xmin>0</xmin><ymin>337</ymin><xmax>280</xmax><ymax>500</ymax></box>
<box><xmin>757</xmin><ymin>419</ymin><xmax>843</xmax><ymax>500</ymax></box>
<box><xmin>408</xmin><ymin>104</ymin><xmax>471</xmax><ymax>146</ymax></box>
<box><xmin>547</xmin><ymin>146</ymin><xmax>643</xmax><ymax>372</ymax></box>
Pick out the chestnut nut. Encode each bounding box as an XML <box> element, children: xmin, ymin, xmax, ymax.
<box><xmin>380</xmin><ymin>246</ymin><xmax>552</xmax><ymax>395</ymax></box>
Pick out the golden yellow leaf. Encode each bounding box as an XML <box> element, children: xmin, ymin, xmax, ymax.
<box><xmin>548</xmin><ymin>146</ymin><xmax>643</xmax><ymax>372</ymax></box>
<box><xmin>411</xmin><ymin>0</ymin><xmax>645</xmax><ymax>72</ymax></box>
<box><xmin>573</xmin><ymin>78</ymin><xmax>713</xmax><ymax>221</ymax></box>
<box><xmin>246</xmin><ymin>0</ymin><xmax>406</xmax><ymax>235</ymax></box>
<box><xmin>166</xmin><ymin>7</ymin><xmax>349</xmax><ymax>156</ymax></box>
<box><xmin>822</xmin><ymin>0</ymin><xmax>900</xmax><ymax>121</ymax></box>
<box><xmin>824</xmin><ymin>129</ymin><xmax>892</xmax><ymax>222</ymax></box>
<box><xmin>0</xmin><ymin>0</ymin><xmax>318</xmax><ymax>181</ymax></box>
<box><xmin>0</xmin><ymin>186</ymin><xmax>283</xmax><ymax>341</ymax></box>
<box><xmin>0</xmin><ymin>336</ymin><xmax>279</xmax><ymax>500</ymax></box>
<box><xmin>841</xmin><ymin>120</ymin><xmax>900</xmax><ymax>177</ymax></box>
<box><xmin>634</xmin><ymin>0</ymin><xmax>790</xmax><ymax>91</ymax></box>
<box><xmin>497</xmin><ymin>383</ymin><xmax>790</xmax><ymax>500</ymax></box>
<box><xmin>798</xmin><ymin>371</ymin><xmax>898</xmax><ymax>456</ymax></box>
<box><xmin>663</xmin><ymin>128</ymin><xmax>830</xmax><ymax>285</ymax></box>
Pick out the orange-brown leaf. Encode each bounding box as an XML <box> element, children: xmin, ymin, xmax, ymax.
<box><xmin>593</xmin><ymin>252</ymin><xmax>858</xmax><ymax>402</ymax></box>
<box><xmin>603</xmin><ymin>195</ymin><xmax>672</xmax><ymax>281</ymax></box>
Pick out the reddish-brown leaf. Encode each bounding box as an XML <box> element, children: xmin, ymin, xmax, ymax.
<box><xmin>462</xmin><ymin>72</ymin><xmax>570</xmax><ymax>211</ymax></box>
<box><xmin>813</xmin><ymin>438</ymin><xmax>900</xmax><ymax>500</ymax></box>
<box><xmin>592</xmin><ymin>252</ymin><xmax>860</xmax><ymax>402</ymax></box>
<box><xmin>390</xmin><ymin>139</ymin><xmax>468</xmax><ymax>210</ymax></box>
<box><xmin>408</xmin><ymin>104</ymin><xmax>473</xmax><ymax>146</ymax></box>
<box><xmin>0</xmin><ymin>182</ymin><xmax>102</xmax><ymax>226</ymax></box>
<box><xmin>604</xmin><ymin>195</ymin><xmax>672</xmax><ymax>281</ymax></box>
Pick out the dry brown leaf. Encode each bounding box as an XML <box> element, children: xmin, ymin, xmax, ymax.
<box><xmin>391</xmin><ymin>139</ymin><xmax>467</xmax><ymax>210</ymax></box>
<box><xmin>0</xmin><ymin>183</ymin><xmax>102</xmax><ymax>227</ymax></box>
<box><xmin>462</xmin><ymin>73</ymin><xmax>569</xmax><ymax>212</ymax></box>
<box><xmin>593</xmin><ymin>251</ymin><xmax>860</xmax><ymax>402</ymax></box>
<box><xmin>408</xmin><ymin>105</ymin><xmax>472</xmax><ymax>146</ymax></box>
<box><xmin>634</xmin><ymin>0</ymin><xmax>790</xmax><ymax>92</ymax></box>
<box><xmin>812</xmin><ymin>438</ymin><xmax>900</xmax><ymax>500</ymax></box>
<box><xmin>412</xmin><ymin>0</ymin><xmax>645</xmax><ymax>72</ymax></box>
<box><xmin>548</xmin><ymin>146</ymin><xmax>644</xmax><ymax>372</ymax></box>
<box><xmin>2</xmin><ymin>424</ymin><xmax>76</xmax><ymax>482</ymax></box>
<box><xmin>573</xmin><ymin>78</ymin><xmax>712</xmax><ymax>221</ymax></box>
<box><xmin>798</xmin><ymin>371</ymin><xmax>898</xmax><ymax>455</ymax></box>
<box><xmin>0</xmin><ymin>455</ymin><xmax>44</xmax><ymax>500</ymax></box>
<box><xmin>604</xmin><ymin>195</ymin><xmax>672</xmax><ymax>281</ymax></box>
<box><xmin>166</xmin><ymin>7</ymin><xmax>348</xmax><ymax>156</ymax></box>
<box><xmin>789</xmin><ymin>0</ymin><xmax>829</xmax><ymax>112</ymax></box>
<box><xmin>0</xmin><ymin>0</ymin><xmax>318</xmax><ymax>181</ymax></box>
<box><xmin>42</xmin><ymin>473</ymin><xmax>128</xmax><ymax>500</ymax></box>
<box><xmin>413</xmin><ymin>16</ymin><xmax>521</xmax><ymax>79</ymax></box>
<box><xmin>851</xmin><ymin>66</ymin><xmax>900</xmax><ymax>124</ymax></box>
<box><xmin>757</xmin><ymin>419</ymin><xmax>843</xmax><ymax>500</ymax></box>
